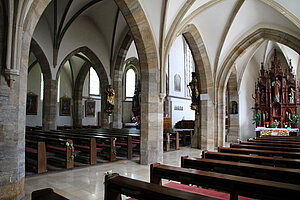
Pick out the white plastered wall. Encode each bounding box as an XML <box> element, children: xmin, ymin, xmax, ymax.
<box><xmin>168</xmin><ymin>36</ymin><xmax>195</xmax><ymax>126</ymax></box>
<box><xmin>26</xmin><ymin>64</ymin><xmax>43</xmax><ymax>127</ymax></box>
<box><xmin>239</xmin><ymin>58</ymin><xmax>259</xmax><ymax>140</ymax></box>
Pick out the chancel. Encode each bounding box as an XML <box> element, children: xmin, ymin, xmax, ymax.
<box><xmin>0</xmin><ymin>0</ymin><xmax>300</xmax><ymax>199</ymax></box>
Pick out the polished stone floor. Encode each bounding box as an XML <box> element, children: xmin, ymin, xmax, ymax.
<box><xmin>24</xmin><ymin>147</ymin><xmax>203</xmax><ymax>200</ymax></box>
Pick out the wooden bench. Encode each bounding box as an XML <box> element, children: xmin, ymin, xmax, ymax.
<box><xmin>202</xmin><ymin>151</ymin><xmax>300</xmax><ymax>169</ymax></box>
<box><xmin>61</xmin><ymin>129</ymin><xmax>140</xmax><ymax>160</ymax></box>
<box><xmin>104</xmin><ymin>173</ymin><xmax>216</xmax><ymax>200</ymax></box>
<box><xmin>25</xmin><ymin>134</ymin><xmax>75</xmax><ymax>169</ymax></box>
<box><xmin>230</xmin><ymin>143</ymin><xmax>300</xmax><ymax>152</ymax></box>
<box><xmin>28</xmin><ymin>130</ymin><xmax>116</xmax><ymax>162</ymax></box>
<box><xmin>181</xmin><ymin>156</ymin><xmax>300</xmax><ymax>185</ymax></box>
<box><xmin>163</xmin><ymin>129</ymin><xmax>180</xmax><ymax>151</ymax></box>
<box><xmin>25</xmin><ymin>140</ymin><xmax>48</xmax><ymax>174</ymax></box>
<box><xmin>241</xmin><ymin>141</ymin><xmax>300</xmax><ymax>148</ymax></box>
<box><xmin>218</xmin><ymin>147</ymin><xmax>300</xmax><ymax>159</ymax></box>
<box><xmin>32</xmin><ymin>188</ymin><xmax>68</xmax><ymax>200</ymax></box>
<box><xmin>249</xmin><ymin>138</ymin><xmax>300</xmax><ymax>145</ymax></box>
<box><xmin>150</xmin><ymin>163</ymin><xmax>300</xmax><ymax>200</ymax></box>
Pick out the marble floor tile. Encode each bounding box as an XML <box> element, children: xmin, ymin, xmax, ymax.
<box><xmin>25</xmin><ymin>147</ymin><xmax>203</xmax><ymax>200</ymax></box>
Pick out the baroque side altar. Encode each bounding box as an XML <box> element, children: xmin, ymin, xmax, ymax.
<box><xmin>253</xmin><ymin>50</ymin><xmax>300</xmax><ymax>129</ymax></box>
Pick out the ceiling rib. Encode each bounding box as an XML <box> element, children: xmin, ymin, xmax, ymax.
<box><xmin>214</xmin><ymin>0</ymin><xmax>244</xmax><ymax>79</ymax></box>
<box><xmin>57</xmin><ymin>0</ymin><xmax>103</xmax><ymax>46</ymax></box>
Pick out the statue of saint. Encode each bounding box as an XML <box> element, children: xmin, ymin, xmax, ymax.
<box><xmin>132</xmin><ymin>81</ymin><xmax>141</xmax><ymax>117</ymax></box>
<box><xmin>187</xmin><ymin>72</ymin><xmax>200</xmax><ymax>109</ymax></box>
<box><xmin>106</xmin><ymin>85</ymin><xmax>115</xmax><ymax>114</ymax></box>
<box><xmin>289</xmin><ymin>88</ymin><xmax>295</xmax><ymax>104</ymax></box>
<box><xmin>272</xmin><ymin>77</ymin><xmax>281</xmax><ymax>102</ymax></box>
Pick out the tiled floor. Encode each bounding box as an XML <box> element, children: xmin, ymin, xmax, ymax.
<box><xmin>24</xmin><ymin>147</ymin><xmax>203</xmax><ymax>200</ymax></box>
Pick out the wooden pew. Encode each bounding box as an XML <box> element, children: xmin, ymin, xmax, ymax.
<box><xmin>32</xmin><ymin>188</ymin><xmax>68</xmax><ymax>200</ymax></box>
<box><xmin>218</xmin><ymin>147</ymin><xmax>300</xmax><ymax>159</ymax></box>
<box><xmin>104</xmin><ymin>173</ymin><xmax>215</xmax><ymax>200</ymax></box>
<box><xmin>249</xmin><ymin>138</ymin><xmax>300</xmax><ymax>145</ymax></box>
<box><xmin>25</xmin><ymin>134</ymin><xmax>75</xmax><ymax>169</ymax></box>
<box><xmin>230</xmin><ymin>143</ymin><xmax>300</xmax><ymax>152</ymax></box>
<box><xmin>150</xmin><ymin>163</ymin><xmax>300</xmax><ymax>200</ymax></box>
<box><xmin>241</xmin><ymin>141</ymin><xmax>300</xmax><ymax>148</ymax></box>
<box><xmin>202</xmin><ymin>151</ymin><xmax>300</xmax><ymax>169</ymax></box>
<box><xmin>25</xmin><ymin>140</ymin><xmax>48</xmax><ymax>173</ymax></box>
<box><xmin>253</xmin><ymin>137</ymin><xmax>300</xmax><ymax>142</ymax></box>
<box><xmin>60</xmin><ymin>129</ymin><xmax>139</xmax><ymax>160</ymax></box>
<box><xmin>163</xmin><ymin>129</ymin><xmax>180</xmax><ymax>151</ymax></box>
<box><xmin>28</xmin><ymin>131</ymin><xmax>116</xmax><ymax>162</ymax></box>
<box><xmin>181</xmin><ymin>156</ymin><xmax>300</xmax><ymax>185</ymax></box>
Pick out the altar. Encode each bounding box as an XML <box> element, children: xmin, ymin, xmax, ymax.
<box><xmin>255</xmin><ymin>127</ymin><xmax>299</xmax><ymax>137</ymax></box>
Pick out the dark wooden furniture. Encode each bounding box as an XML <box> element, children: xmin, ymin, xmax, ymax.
<box><xmin>202</xmin><ymin>151</ymin><xmax>300</xmax><ymax>169</ymax></box>
<box><xmin>253</xmin><ymin>50</ymin><xmax>300</xmax><ymax>128</ymax></box>
<box><xmin>150</xmin><ymin>163</ymin><xmax>300</xmax><ymax>200</ymax></box>
<box><xmin>241</xmin><ymin>141</ymin><xmax>300</xmax><ymax>148</ymax></box>
<box><xmin>32</xmin><ymin>188</ymin><xmax>69</xmax><ymax>200</ymax></box>
<box><xmin>25</xmin><ymin>140</ymin><xmax>47</xmax><ymax>174</ymax></box>
<box><xmin>218</xmin><ymin>147</ymin><xmax>300</xmax><ymax>159</ymax></box>
<box><xmin>181</xmin><ymin>156</ymin><xmax>300</xmax><ymax>185</ymax></box>
<box><xmin>104</xmin><ymin>173</ymin><xmax>216</xmax><ymax>200</ymax></box>
<box><xmin>230</xmin><ymin>143</ymin><xmax>300</xmax><ymax>152</ymax></box>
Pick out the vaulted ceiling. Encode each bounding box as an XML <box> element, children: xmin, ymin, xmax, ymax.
<box><xmin>32</xmin><ymin>0</ymin><xmax>300</xmax><ymax>82</ymax></box>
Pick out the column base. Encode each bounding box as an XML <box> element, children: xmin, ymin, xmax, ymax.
<box><xmin>0</xmin><ymin>178</ymin><xmax>25</xmax><ymax>200</ymax></box>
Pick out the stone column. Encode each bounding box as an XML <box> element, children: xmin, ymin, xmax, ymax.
<box><xmin>140</xmin><ymin>69</ymin><xmax>163</xmax><ymax>165</ymax></box>
<box><xmin>0</xmin><ymin>73</ymin><xmax>26</xmax><ymax>199</ymax></box>
<box><xmin>193</xmin><ymin>95</ymin><xmax>215</xmax><ymax>151</ymax></box>
<box><xmin>112</xmin><ymin>70</ymin><xmax>123</xmax><ymax>128</ymax></box>
<box><xmin>227</xmin><ymin>73</ymin><xmax>239</xmax><ymax>143</ymax></box>
<box><xmin>42</xmin><ymin>79</ymin><xmax>57</xmax><ymax>130</ymax></box>
<box><xmin>73</xmin><ymin>87</ymin><xmax>83</xmax><ymax>127</ymax></box>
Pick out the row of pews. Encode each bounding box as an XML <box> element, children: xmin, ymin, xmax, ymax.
<box><xmin>25</xmin><ymin>127</ymin><xmax>140</xmax><ymax>174</ymax></box>
<box><xmin>104</xmin><ymin>135</ymin><xmax>300</xmax><ymax>200</ymax></box>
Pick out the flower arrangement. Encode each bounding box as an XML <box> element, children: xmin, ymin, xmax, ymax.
<box><xmin>271</xmin><ymin>120</ymin><xmax>280</xmax><ymax>128</ymax></box>
<box><xmin>264</xmin><ymin>122</ymin><xmax>270</xmax><ymax>127</ymax></box>
<box><xmin>289</xmin><ymin>115</ymin><xmax>300</xmax><ymax>127</ymax></box>
<box><xmin>283</xmin><ymin>122</ymin><xmax>289</xmax><ymax>128</ymax></box>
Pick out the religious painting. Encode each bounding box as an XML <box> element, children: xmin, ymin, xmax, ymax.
<box><xmin>85</xmin><ymin>99</ymin><xmax>95</xmax><ymax>117</ymax></box>
<box><xmin>26</xmin><ymin>92</ymin><xmax>38</xmax><ymax>115</ymax></box>
<box><xmin>60</xmin><ymin>96</ymin><xmax>71</xmax><ymax>116</ymax></box>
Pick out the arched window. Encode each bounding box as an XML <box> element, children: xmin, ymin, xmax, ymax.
<box><xmin>125</xmin><ymin>68</ymin><xmax>136</xmax><ymax>98</ymax></box>
<box><xmin>174</xmin><ymin>74</ymin><xmax>181</xmax><ymax>92</ymax></box>
<box><xmin>89</xmin><ymin>67</ymin><xmax>100</xmax><ymax>96</ymax></box>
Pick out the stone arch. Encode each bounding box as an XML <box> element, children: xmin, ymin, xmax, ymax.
<box><xmin>112</xmin><ymin>31</ymin><xmax>133</xmax><ymax>128</ymax></box>
<box><xmin>115</xmin><ymin>0</ymin><xmax>161</xmax><ymax>164</ymax></box>
<box><xmin>122</xmin><ymin>57</ymin><xmax>140</xmax><ymax>124</ymax></box>
<box><xmin>57</xmin><ymin>46</ymin><xmax>110</xmax><ymax>128</ymax></box>
<box><xmin>226</xmin><ymin>67</ymin><xmax>239</xmax><ymax>143</ymax></box>
<box><xmin>216</xmin><ymin>28</ymin><xmax>300</xmax><ymax>147</ymax></box>
<box><xmin>0</xmin><ymin>1</ymin><xmax>52</xmax><ymax>199</ymax></box>
<box><xmin>29</xmin><ymin>39</ymin><xmax>56</xmax><ymax>130</ymax></box>
<box><xmin>0</xmin><ymin>0</ymin><xmax>7</xmax><ymax>70</ymax></box>
<box><xmin>181</xmin><ymin>24</ymin><xmax>215</xmax><ymax>150</ymax></box>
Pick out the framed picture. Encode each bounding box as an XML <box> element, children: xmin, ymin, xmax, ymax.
<box><xmin>60</xmin><ymin>96</ymin><xmax>71</xmax><ymax>116</ymax></box>
<box><xmin>85</xmin><ymin>99</ymin><xmax>95</xmax><ymax>117</ymax></box>
<box><xmin>26</xmin><ymin>92</ymin><xmax>38</xmax><ymax>115</ymax></box>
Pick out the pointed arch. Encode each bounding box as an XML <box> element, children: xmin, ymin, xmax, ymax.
<box><xmin>180</xmin><ymin>24</ymin><xmax>215</xmax><ymax>150</ymax></box>
<box><xmin>115</xmin><ymin>0</ymin><xmax>161</xmax><ymax>164</ymax></box>
<box><xmin>216</xmin><ymin>28</ymin><xmax>300</xmax><ymax>147</ymax></box>
<box><xmin>58</xmin><ymin>46</ymin><xmax>109</xmax><ymax>128</ymax></box>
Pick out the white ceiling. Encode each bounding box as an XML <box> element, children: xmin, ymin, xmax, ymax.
<box><xmin>33</xmin><ymin>0</ymin><xmax>299</xmax><ymax>82</ymax></box>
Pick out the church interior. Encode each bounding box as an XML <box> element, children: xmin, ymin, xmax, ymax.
<box><xmin>0</xmin><ymin>0</ymin><xmax>300</xmax><ymax>199</ymax></box>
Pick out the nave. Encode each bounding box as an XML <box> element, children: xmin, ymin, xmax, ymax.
<box><xmin>28</xmin><ymin>135</ymin><xmax>300</xmax><ymax>200</ymax></box>
<box><xmin>25</xmin><ymin>147</ymin><xmax>202</xmax><ymax>200</ymax></box>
